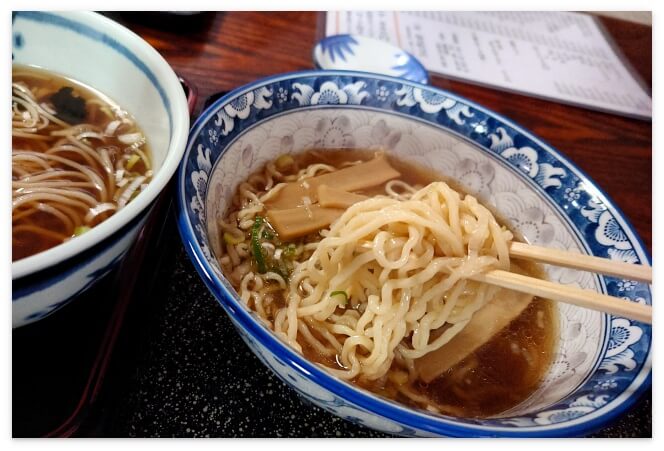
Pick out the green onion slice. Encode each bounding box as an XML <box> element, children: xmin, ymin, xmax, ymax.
<box><xmin>330</xmin><ymin>290</ymin><xmax>348</xmax><ymax>304</ymax></box>
<box><xmin>74</xmin><ymin>225</ymin><xmax>91</xmax><ymax>236</ymax></box>
<box><xmin>126</xmin><ymin>154</ymin><xmax>141</xmax><ymax>170</ymax></box>
<box><xmin>223</xmin><ymin>232</ymin><xmax>244</xmax><ymax>245</ymax></box>
<box><xmin>251</xmin><ymin>216</ymin><xmax>267</xmax><ymax>273</ymax></box>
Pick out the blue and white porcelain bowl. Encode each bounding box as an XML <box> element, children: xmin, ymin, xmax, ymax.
<box><xmin>12</xmin><ymin>12</ymin><xmax>190</xmax><ymax>327</ymax></box>
<box><xmin>177</xmin><ymin>71</ymin><xmax>651</xmax><ymax>437</ymax></box>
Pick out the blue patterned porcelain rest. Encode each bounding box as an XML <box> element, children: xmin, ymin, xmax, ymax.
<box><xmin>314</xmin><ymin>34</ymin><xmax>429</xmax><ymax>84</ymax></box>
<box><xmin>176</xmin><ymin>70</ymin><xmax>651</xmax><ymax>437</ymax></box>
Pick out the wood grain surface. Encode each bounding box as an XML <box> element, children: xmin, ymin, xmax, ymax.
<box><xmin>107</xmin><ymin>11</ymin><xmax>652</xmax><ymax>253</ymax></box>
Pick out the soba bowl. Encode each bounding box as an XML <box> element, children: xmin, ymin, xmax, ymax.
<box><xmin>12</xmin><ymin>11</ymin><xmax>190</xmax><ymax>327</ymax></box>
<box><xmin>176</xmin><ymin>71</ymin><xmax>651</xmax><ymax>437</ymax></box>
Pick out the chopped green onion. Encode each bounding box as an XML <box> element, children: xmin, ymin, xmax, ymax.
<box><xmin>330</xmin><ymin>290</ymin><xmax>348</xmax><ymax>304</ymax></box>
<box><xmin>275</xmin><ymin>154</ymin><xmax>295</xmax><ymax>170</ymax></box>
<box><xmin>261</xmin><ymin>229</ymin><xmax>274</xmax><ymax>240</ymax></box>
<box><xmin>223</xmin><ymin>232</ymin><xmax>244</xmax><ymax>245</ymax></box>
<box><xmin>251</xmin><ymin>215</ymin><xmax>267</xmax><ymax>273</ymax></box>
<box><xmin>270</xmin><ymin>265</ymin><xmax>289</xmax><ymax>282</ymax></box>
<box><xmin>126</xmin><ymin>154</ymin><xmax>140</xmax><ymax>170</ymax></box>
<box><xmin>282</xmin><ymin>243</ymin><xmax>297</xmax><ymax>258</ymax></box>
<box><xmin>74</xmin><ymin>226</ymin><xmax>91</xmax><ymax>236</ymax></box>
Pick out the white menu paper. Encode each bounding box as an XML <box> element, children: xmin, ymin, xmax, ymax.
<box><xmin>325</xmin><ymin>11</ymin><xmax>651</xmax><ymax>119</ymax></box>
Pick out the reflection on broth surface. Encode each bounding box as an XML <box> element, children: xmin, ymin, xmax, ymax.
<box><xmin>215</xmin><ymin>149</ymin><xmax>557</xmax><ymax>418</ymax></box>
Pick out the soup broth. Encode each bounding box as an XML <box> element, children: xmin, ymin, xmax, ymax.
<box><xmin>216</xmin><ymin>149</ymin><xmax>558</xmax><ymax>418</ymax></box>
<box><xmin>12</xmin><ymin>65</ymin><xmax>152</xmax><ymax>261</ymax></box>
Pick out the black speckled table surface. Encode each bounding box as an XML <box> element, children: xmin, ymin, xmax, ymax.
<box><xmin>85</xmin><ymin>208</ymin><xmax>651</xmax><ymax>438</ymax></box>
<box><xmin>81</xmin><ymin>206</ymin><xmax>392</xmax><ymax>437</ymax></box>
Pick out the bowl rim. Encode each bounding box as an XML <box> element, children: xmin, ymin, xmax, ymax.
<box><xmin>177</xmin><ymin>69</ymin><xmax>651</xmax><ymax>437</ymax></box>
<box><xmin>11</xmin><ymin>11</ymin><xmax>190</xmax><ymax>279</ymax></box>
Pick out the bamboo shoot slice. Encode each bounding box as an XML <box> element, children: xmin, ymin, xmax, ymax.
<box><xmin>267</xmin><ymin>205</ymin><xmax>345</xmax><ymax>240</ymax></box>
<box><xmin>265</xmin><ymin>155</ymin><xmax>400</xmax><ymax>209</ymax></box>
<box><xmin>317</xmin><ymin>185</ymin><xmax>368</xmax><ymax>209</ymax></box>
<box><xmin>414</xmin><ymin>289</ymin><xmax>533</xmax><ymax>383</ymax></box>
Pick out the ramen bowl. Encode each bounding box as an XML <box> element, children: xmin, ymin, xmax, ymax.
<box><xmin>177</xmin><ymin>71</ymin><xmax>651</xmax><ymax>437</ymax></box>
<box><xmin>11</xmin><ymin>11</ymin><xmax>190</xmax><ymax>327</ymax></box>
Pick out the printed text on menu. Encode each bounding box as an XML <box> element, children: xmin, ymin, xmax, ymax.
<box><xmin>326</xmin><ymin>11</ymin><xmax>651</xmax><ymax>119</ymax></box>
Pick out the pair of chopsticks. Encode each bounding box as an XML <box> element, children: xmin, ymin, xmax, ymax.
<box><xmin>470</xmin><ymin>242</ymin><xmax>652</xmax><ymax>324</ymax></box>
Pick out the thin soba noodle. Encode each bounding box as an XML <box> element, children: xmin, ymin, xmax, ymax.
<box><xmin>12</xmin><ymin>66</ymin><xmax>152</xmax><ymax>261</ymax></box>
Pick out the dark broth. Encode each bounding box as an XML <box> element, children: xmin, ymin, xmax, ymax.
<box><xmin>12</xmin><ymin>65</ymin><xmax>151</xmax><ymax>261</ymax></box>
<box><xmin>414</xmin><ymin>290</ymin><xmax>556</xmax><ymax>417</ymax></box>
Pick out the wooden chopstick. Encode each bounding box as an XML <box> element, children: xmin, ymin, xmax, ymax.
<box><xmin>509</xmin><ymin>242</ymin><xmax>652</xmax><ymax>283</ymax></box>
<box><xmin>471</xmin><ymin>269</ymin><xmax>652</xmax><ymax>324</ymax></box>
